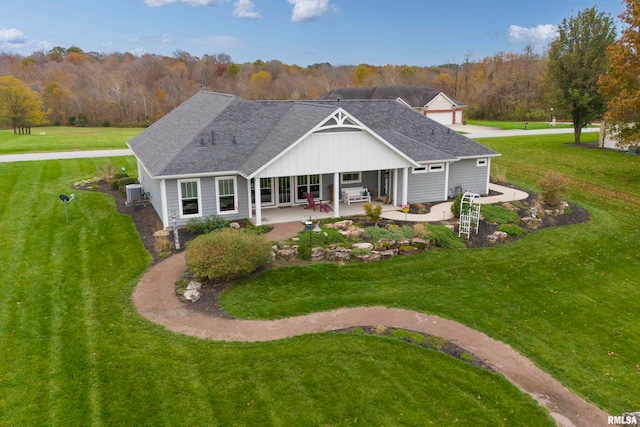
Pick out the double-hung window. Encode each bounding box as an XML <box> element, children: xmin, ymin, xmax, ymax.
<box><xmin>178</xmin><ymin>179</ymin><xmax>201</xmax><ymax>218</ymax></box>
<box><xmin>216</xmin><ymin>176</ymin><xmax>238</xmax><ymax>214</ymax></box>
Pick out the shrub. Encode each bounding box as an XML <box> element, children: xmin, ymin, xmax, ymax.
<box><xmin>97</xmin><ymin>163</ymin><xmax>116</xmax><ymax>181</ymax></box>
<box><xmin>491</xmin><ymin>165</ymin><xmax>507</xmax><ymax>183</ymax></box>
<box><xmin>363</xmin><ymin>202</ymin><xmax>382</xmax><ymax>225</ymax></box>
<box><xmin>538</xmin><ymin>171</ymin><xmax>567</xmax><ymax>208</ymax></box>
<box><xmin>450</xmin><ymin>193</ymin><xmax>463</xmax><ymax>218</ymax></box>
<box><xmin>498</xmin><ymin>224</ymin><xmax>527</xmax><ymax>237</ymax></box>
<box><xmin>481</xmin><ymin>204</ymin><xmax>520</xmax><ymax>224</ymax></box>
<box><xmin>412</xmin><ymin>222</ymin><xmax>428</xmax><ymax>238</ymax></box>
<box><xmin>185</xmin><ymin>215</ymin><xmax>229</xmax><ymax>235</ymax></box>
<box><xmin>112</xmin><ymin>177</ymin><xmax>138</xmax><ymax>190</ymax></box>
<box><xmin>154</xmin><ymin>237</ymin><xmax>173</xmax><ymax>258</ymax></box>
<box><xmin>363</xmin><ymin>225</ymin><xmax>413</xmax><ymax>242</ymax></box>
<box><xmin>185</xmin><ymin>229</ymin><xmax>272</xmax><ymax>282</ymax></box>
<box><xmin>425</xmin><ymin>224</ymin><xmax>465</xmax><ymax>249</ymax></box>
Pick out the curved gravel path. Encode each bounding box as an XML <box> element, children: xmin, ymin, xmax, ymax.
<box><xmin>132</xmin><ymin>252</ymin><xmax>608</xmax><ymax>427</ymax></box>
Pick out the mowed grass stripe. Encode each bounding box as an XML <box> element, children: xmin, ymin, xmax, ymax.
<box><xmin>0</xmin><ymin>161</ymin><xmax>62</xmax><ymax>423</ymax></box>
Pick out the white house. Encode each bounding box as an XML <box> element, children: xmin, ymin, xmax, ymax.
<box><xmin>127</xmin><ymin>91</ymin><xmax>498</xmax><ymax>228</ymax></box>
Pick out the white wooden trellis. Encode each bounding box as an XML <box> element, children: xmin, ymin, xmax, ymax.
<box><xmin>458</xmin><ymin>192</ymin><xmax>481</xmax><ymax>239</ymax></box>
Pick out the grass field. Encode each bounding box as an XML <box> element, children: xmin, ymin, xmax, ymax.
<box><xmin>465</xmin><ymin>119</ymin><xmax>598</xmax><ymax>131</ymax></box>
<box><xmin>1</xmin><ymin>129</ymin><xmax>638</xmax><ymax>423</ymax></box>
<box><xmin>0</xmin><ymin>126</ymin><xmax>143</xmax><ymax>154</ymax></box>
<box><xmin>0</xmin><ymin>156</ymin><xmax>553</xmax><ymax>424</ymax></box>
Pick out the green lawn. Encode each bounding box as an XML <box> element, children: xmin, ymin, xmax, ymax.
<box><xmin>465</xmin><ymin>119</ymin><xmax>598</xmax><ymax>130</ymax></box>
<box><xmin>0</xmin><ymin>157</ymin><xmax>553</xmax><ymax>424</ymax></box>
<box><xmin>0</xmin><ymin>126</ymin><xmax>143</xmax><ymax>154</ymax></box>
<box><xmin>222</xmin><ymin>132</ymin><xmax>640</xmax><ymax>414</ymax></box>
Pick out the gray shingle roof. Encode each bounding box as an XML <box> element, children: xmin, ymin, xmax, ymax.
<box><xmin>317</xmin><ymin>85</ymin><xmax>466</xmax><ymax>108</ymax></box>
<box><xmin>127</xmin><ymin>91</ymin><xmax>497</xmax><ymax>178</ymax></box>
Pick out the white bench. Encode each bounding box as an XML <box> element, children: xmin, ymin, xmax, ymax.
<box><xmin>341</xmin><ymin>187</ymin><xmax>371</xmax><ymax>205</ymax></box>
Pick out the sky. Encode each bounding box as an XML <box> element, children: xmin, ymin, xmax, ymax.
<box><xmin>0</xmin><ymin>0</ymin><xmax>627</xmax><ymax>66</ymax></box>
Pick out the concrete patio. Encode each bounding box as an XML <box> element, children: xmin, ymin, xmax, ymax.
<box><xmin>253</xmin><ymin>183</ymin><xmax>529</xmax><ymax>226</ymax></box>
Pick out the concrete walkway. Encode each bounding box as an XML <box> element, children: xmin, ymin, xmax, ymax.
<box><xmin>381</xmin><ymin>183</ymin><xmax>529</xmax><ymax>222</ymax></box>
<box><xmin>0</xmin><ymin>149</ymin><xmax>133</xmax><ymax>163</ymax></box>
<box><xmin>132</xmin><ymin>252</ymin><xmax>608</xmax><ymax>426</ymax></box>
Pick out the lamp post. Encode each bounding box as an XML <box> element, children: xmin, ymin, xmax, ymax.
<box><xmin>550</xmin><ymin>107</ymin><xmax>554</xmax><ymax>122</ymax></box>
<box><xmin>303</xmin><ymin>215</ymin><xmax>321</xmax><ymax>260</ymax></box>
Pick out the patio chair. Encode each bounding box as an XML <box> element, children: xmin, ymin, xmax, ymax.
<box><xmin>304</xmin><ymin>193</ymin><xmax>318</xmax><ymax>210</ymax></box>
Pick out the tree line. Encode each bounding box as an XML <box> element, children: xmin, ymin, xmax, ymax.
<box><xmin>0</xmin><ymin>45</ymin><xmax>555</xmax><ymax>129</ymax></box>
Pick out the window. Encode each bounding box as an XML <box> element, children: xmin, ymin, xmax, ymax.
<box><xmin>296</xmin><ymin>175</ymin><xmax>321</xmax><ymax>202</ymax></box>
<box><xmin>428</xmin><ymin>163</ymin><xmax>444</xmax><ymax>172</ymax></box>
<box><xmin>412</xmin><ymin>167</ymin><xmax>427</xmax><ymax>174</ymax></box>
<box><xmin>341</xmin><ymin>171</ymin><xmax>361</xmax><ymax>184</ymax></box>
<box><xmin>178</xmin><ymin>179</ymin><xmax>201</xmax><ymax>218</ymax></box>
<box><xmin>477</xmin><ymin>158</ymin><xmax>488</xmax><ymax>167</ymax></box>
<box><xmin>216</xmin><ymin>176</ymin><xmax>237</xmax><ymax>214</ymax></box>
<box><xmin>251</xmin><ymin>178</ymin><xmax>273</xmax><ymax>205</ymax></box>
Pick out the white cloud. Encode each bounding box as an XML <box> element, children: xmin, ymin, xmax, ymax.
<box><xmin>233</xmin><ymin>0</ymin><xmax>259</xmax><ymax>19</ymax></box>
<box><xmin>192</xmin><ymin>35</ymin><xmax>242</xmax><ymax>49</ymax></box>
<box><xmin>0</xmin><ymin>28</ymin><xmax>26</xmax><ymax>44</ymax></box>
<box><xmin>288</xmin><ymin>0</ymin><xmax>335</xmax><ymax>22</ymax></box>
<box><xmin>144</xmin><ymin>0</ymin><xmax>229</xmax><ymax>7</ymax></box>
<box><xmin>507</xmin><ymin>24</ymin><xmax>558</xmax><ymax>50</ymax></box>
<box><xmin>129</xmin><ymin>34</ymin><xmax>174</xmax><ymax>45</ymax></box>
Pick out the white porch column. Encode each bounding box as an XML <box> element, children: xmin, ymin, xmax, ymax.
<box><xmin>485</xmin><ymin>158</ymin><xmax>491</xmax><ymax>195</ymax></box>
<box><xmin>333</xmin><ymin>172</ymin><xmax>340</xmax><ymax>218</ymax></box>
<box><xmin>402</xmin><ymin>167</ymin><xmax>409</xmax><ymax>206</ymax></box>
<box><xmin>444</xmin><ymin>162</ymin><xmax>450</xmax><ymax>200</ymax></box>
<box><xmin>246</xmin><ymin>179</ymin><xmax>252</xmax><ymax>220</ymax></box>
<box><xmin>392</xmin><ymin>169</ymin><xmax>399</xmax><ymax>206</ymax></box>
<box><xmin>254</xmin><ymin>180</ymin><xmax>262</xmax><ymax>226</ymax></box>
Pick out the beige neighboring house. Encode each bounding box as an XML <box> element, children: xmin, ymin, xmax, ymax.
<box><xmin>317</xmin><ymin>85</ymin><xmax>466</xmax><ymax>125</ymax></box>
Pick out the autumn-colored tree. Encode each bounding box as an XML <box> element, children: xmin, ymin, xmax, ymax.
<box><xmin>352</xmin><ymin>64</ymin><xmax>372</xmax><ymax>87</ymax></box>
<box><xmin>0</xmin><ymin>76</ymin><xmax>44</xmax><ymax>134</ymax></box>
<box><xmin>598</xmin><ymin>0</ymin><xmax>640</xmax><ymax>147</ymax></box>
<box><xmin>546</xmin><ymin>6</ymin><xmax>616</xmax><ymax>143</ymax></box>
<box><xmin>249</xmin><ymin>70</ymin><xmax>273</xmax><ymax>99</ymax></box>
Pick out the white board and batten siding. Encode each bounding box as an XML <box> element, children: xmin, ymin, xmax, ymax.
<box><xmin>448</xmin><ymin>159</ymin><xmax>490</xmax><ymax>196</ymax></box>
<box><xmin>256</xmin><ymin>131</ymin><xmax>414</xmax><ymax>178</ymax></box>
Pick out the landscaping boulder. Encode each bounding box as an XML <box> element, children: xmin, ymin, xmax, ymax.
<box><xmin>379</xmin><ymin>249</ymin><xmax>398</xmax><ymax>258</ymax></box>
<box><xmin>487</xmin><ymin>231</ymin><xmax>509</xmax><ymax>244</ymax></box>
<box><xmin>327</xmin><ymin>220</ymin><xmax>365</xmax><ymax>238</ymax></box>
<box><xmin>521</xmin><ymin>216</ymin><xmax>542</xmax><ymax>228</ymax></box>
<box><xmin>374</xmin><ymin>239</ymin><xmax>396</xmax><ymax>251</ymax></box>
<box><xmin>184</xmin><ymin>280</ymin><xmax>202</xmax><ymax>302</ymax></box>
<box><xmin>325</xmin><ymin>247</ymin><xmax>352</xmax><ymax>261</ymax></box>
<box><xmin>355</xmin><ymin>251</ymin><xmax>382</xmax><ymax>263</ymax></box>
<box><xmin>229</xmin><ymin>222</ymin><xmax>241</xmax><ymax>229</ymax></box>
<box><xmin>276</xmin><ymin>245</ymin><xmax>299</xmax><ymax>260</ymax></box>
<box><xmin>311</xmin><ymin>247</ymin><xmax>325</xmax><ymax>262</ymax></box>
<box><xmin>352</xmin><ymin>242</ymin><xmax>373</xmax><ymax>251</ymax></box>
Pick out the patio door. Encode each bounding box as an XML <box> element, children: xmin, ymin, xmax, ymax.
<box><xmin>277</xmin><ymin>177</ymin><xmax>291</xmax><ymax>205</ymax></box>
